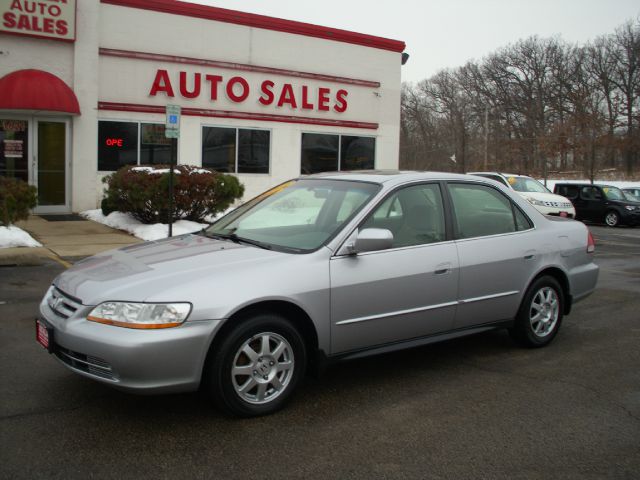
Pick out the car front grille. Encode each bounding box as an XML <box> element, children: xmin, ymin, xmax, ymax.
<box><xmin>542</xmin><ymin>201</ymin><xmax>573</xmax><ymax>208</ymax></box>
<box><xmin>47</xmin><ymin>287</ymin><xmax>82</xmax><ymax>319</ymax></box>
<box><xmin>55</xmin><ymin>346</ymin><xmax>116</xmax><ymax>381</ymax></box>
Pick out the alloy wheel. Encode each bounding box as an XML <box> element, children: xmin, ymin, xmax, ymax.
<box><xmin>529</xmin><ymin>287</ymin><xmax>559</xmax><ymax>338</ymax></box>
<box><xmin>231</xmin><ymin>332</ymin><xmax>294</xmax><ymax>405</ymax></box>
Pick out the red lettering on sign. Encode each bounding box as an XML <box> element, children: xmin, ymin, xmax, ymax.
<box><xmin>146</xmin><ymin>69</ymin><xmax>350</xmax><ymax>114</ymax></box>
<box><xmin>179</xmin><ymin>71</ymin><xmax>201</xmax><ymax>99</ymax></box>
<box><xmin>334</xmin><ymin>89</ymin><xmax>348</xmax><ymax>113</ymax></box>
<box><xmin>55</xmin><ymin>19</ymin><xmax>66</xmax><ymax>35</ymax></box>
<box><xmin>277</xmin><ymin>83</ymin><xmax>297</xmax><ymax>108</ymax></box>
<box><xmin>226</xmin><ymin>76</ymin><xmax>249</xmax><ymax>102</ymax></box>
<box><xmin>205</xmin><ymin>74</ymin><xmax>223</xmax><ymax>100</ymax></box>
<box><xmin>259</xmin><ymin>80</ymin><xmax>275</xmax><ymax>106</ymax></box>
<box><xmin>149</xmin><ymin>69</ymin><xmax>175</xmax><ymax>97</ymax></box>
<box><xmin>301</xmin><ymin>86</ymin><xmax>314</xmax><ymax>110</ymax></box>
<box><xmin>317</xmin><ymin>88</ymin><xmax>331</xmax><ymax>111</ymax></box>
<box><xmin>2</xmin><ymin>12</ymin><xmax>16</xmax><ymax>28</ymax></box>
<box><xmin>105</xmin><ymin>138</ymin><xmax>123</xmax><ymax>147</ymax></box>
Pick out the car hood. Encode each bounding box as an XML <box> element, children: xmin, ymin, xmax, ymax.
<box><xmin>516</xmin><ymin>191</ymin><xmax>572</xmax><ymax>204</ymax></box>
<box><xmin>54</xmin><ymin>234</ymin><xmax>287</xmax><ymax>305</ymax></box>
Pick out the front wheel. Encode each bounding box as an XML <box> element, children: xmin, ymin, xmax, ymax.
<box><xmin>206</xmin><ymin>314</ymin><xmax>307</xmax><ymax>417</ymax></box>
<box><xmin>605</xmin><ymin>210</ymin><xmax>620</xmax><ymax>227</ymax></box>
<box><xmin>510</xmin><ymin>276</ymin><xmax>564</xmax><ymax>348</ymax></box>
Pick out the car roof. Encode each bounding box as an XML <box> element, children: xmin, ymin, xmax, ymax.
<box><xmin>468</xmin><ymin>171</ymin><xmax>531</xmax><ymax>179</ymax></box>
<box><xmin>302</xmin><ymin>170</ymin><xmax>480</xmax><ymax>187</ymax></box>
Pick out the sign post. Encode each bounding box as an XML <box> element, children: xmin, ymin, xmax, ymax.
<box><xmin>165</xmin><ymin>105</ymin><xmax>181</xmax><ymax>237</ymax></box>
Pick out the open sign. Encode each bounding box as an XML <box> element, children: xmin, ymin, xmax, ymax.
<box><xmin>105</xmin><ymin>138</ymin><xmax>123</xmax><ymax>147</ymax></box>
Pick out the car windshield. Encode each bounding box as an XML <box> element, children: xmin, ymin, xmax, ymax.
<box><xmin>602</xmin><ymin>186</ymin><xmax>625</xmax><ymax>201</ymax></box>
<box><xmin>204</xmin><ymin>178</ymin><xmax>380</xmax><ymax>252</ymax></box>
<box><xmin>508</xmin><ymin>177</ymin><xmax>551</xmax><ymax>194</ymax></box>
<box><xmin>623</xmin><ymin>191</ymin><xmax>638</xmax><ymax>202</ymax></box>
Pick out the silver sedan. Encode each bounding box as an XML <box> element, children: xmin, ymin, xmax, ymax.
<box><xmin>37</xmin><ymin>171</ymin><xmax>599</xmax><ymax>416</ymax></box>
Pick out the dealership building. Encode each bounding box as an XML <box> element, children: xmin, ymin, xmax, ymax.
<box><xmin>0</xmin><ymin>0</ymin><xmax>405</xmax><ymax>214</ymax></box>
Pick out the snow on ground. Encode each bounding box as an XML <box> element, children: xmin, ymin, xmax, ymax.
<box><xmin>0</xmin><ymin>225</ymin><xmax>42</xmax><ymax>249</ymax></box>
<box><xmin>81</xmin><ymin>210</ymin><xmax>210</xmax><ymax>242</ymax></box>
<box><xmin>543</xmin><ymin>179</ymin><xmax>640</xmax><ymax>191</ymax></box>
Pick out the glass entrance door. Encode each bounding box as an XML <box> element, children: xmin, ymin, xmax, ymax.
<box><xmin>34</xmin><ymin>119</ymin><xmax>70</xmax><ymax>213</ymax></box>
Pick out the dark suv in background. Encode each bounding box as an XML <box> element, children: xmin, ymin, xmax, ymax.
<box><xmin>554</xmin><ymin>183</ymin><xmax>640</xmax><ymax>227</ymax></box>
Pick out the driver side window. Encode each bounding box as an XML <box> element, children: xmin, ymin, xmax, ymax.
<box><xmin>361</xmin><ymin>184</ymin><xmax>446</xmax><ymax>248</ymax></box>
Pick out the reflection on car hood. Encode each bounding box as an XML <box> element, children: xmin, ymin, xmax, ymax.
<box><xmin>517</xmin><ymin>191</ymin><xmax>572</xmax><ymax>204</ymax></box>
<box><xmin>54</xmin><ymin>234</ymin><xmax>285</xmax><ymax>305</ymax></box>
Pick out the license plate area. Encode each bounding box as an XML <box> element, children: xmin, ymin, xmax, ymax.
<box><xmin>36</xmin><ymin>319</ymin><xmax>54</xmax><ymax>353</ymax></box>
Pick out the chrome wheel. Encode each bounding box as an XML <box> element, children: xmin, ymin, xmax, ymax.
<box><xmin>231</xmin><ymin>332</ymin><xmax>294</xmax><ymax>405</ymax></box>
<box><xmin>605</xmin><ymin>211</ymin><xmax>619</xmax><ymax>227</ymax></box>
<box><xmin>529</xmin><ymin>287</ymin><xmax>559</xmax><ymax>338</ymax></box>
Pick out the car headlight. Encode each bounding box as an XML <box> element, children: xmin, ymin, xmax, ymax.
<box><xmin>87</xmin><ymin>302</ymin><xmax>192</xmax><ymax>329</ymax></box>
<box><xmin>526</xmin><ymin>197</ymin><xmax>545</xmax><ymax>207</ymax></box>
<box><xmin>624</xmin><ymin>206</ymin><xmax>637</xmax><ymax>211</ymax></box>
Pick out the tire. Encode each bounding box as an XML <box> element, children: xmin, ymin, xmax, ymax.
<box><xmin>207</xmin><ymin>313</ymin><xmax>307</xmax><ymax>417</ymax></box>
<box><xmin>604</xmin><ymin>210</ymin><xmax>620</xmax><ymax>227</ymax></box>
<box><xmin>510</xmin><ymin>276</ymin><xmax>564</xmax><ymax>348</ymax></box>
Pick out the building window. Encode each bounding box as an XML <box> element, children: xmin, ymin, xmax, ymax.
<box><xmin>341</xmin><ymin>135</ymin><xmax>375</xmax><ymax>171</ymax></box>
<box><xmin>98</xmin><ymin>121</ymin><xmax>169</xmax><ymax>171</ymax></box>
<box><xmin>301</xmin><ymin>133</ymin><xmax>375</xmax><ymax>174</ymax></box>
<box><xmin>202</xmin><ymin>126</ymin><xmax>270</xmax><ymax>174</ymax></box>
<box><xmin>140</xmin><ymin>123</ymin><xmax>171</xmax><ymax>165</ymax></box>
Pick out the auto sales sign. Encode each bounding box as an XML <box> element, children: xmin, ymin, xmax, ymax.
<box><xmin>1</xmin><ymin>0</ymin><xmax>76</xmax><ymax>42</ymax></box>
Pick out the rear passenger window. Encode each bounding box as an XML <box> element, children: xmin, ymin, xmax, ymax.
<box><xmin>514</xmin><ymin>207</ymin><xmax>533</xmax><ymax>231</ymax></box>
<box><xmin>558</xmin><ymin>185</ymin><xmax>579</xmax><ymax>200</ymax></box>
<box><xmin>449</xmin><ymin>183</ymin><xmax>523</xmax><ymax>238</ymax></box>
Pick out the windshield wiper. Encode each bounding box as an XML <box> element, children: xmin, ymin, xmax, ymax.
<box><xmin>205</xmin><ymin>232</ymin><xmax>272</xmax><ymax>250</ymax></box>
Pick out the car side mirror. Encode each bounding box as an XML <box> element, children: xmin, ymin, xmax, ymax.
<box><xmin>342</xmin><ymin>228</ymin><xmax>394</xmax><ymax>255</ymax></box>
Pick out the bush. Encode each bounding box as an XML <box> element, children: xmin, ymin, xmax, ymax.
<box><xmin>0</xmin><ymin>176</ymin><xmax>37</xmax><ymax>226</ymax></box>
<box><xmin>101</xmin><ymin>165</ymin><xmax>244</xmax><ymax>224</ymax></box>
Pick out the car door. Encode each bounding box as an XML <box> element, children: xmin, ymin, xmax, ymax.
<box><xmin>329</xmin><ymin>183</ymin><xmax>458</xmax><ymax>354</ymax></box>
<box><xmin>446</xmin><ymin>182</ymin><xmax>535</xmax><ymax>329</ymax></box>
<box><xmin>577</xmin><ymin>186</ymin><xmax>606</xmax><ymax>222</ymax></box>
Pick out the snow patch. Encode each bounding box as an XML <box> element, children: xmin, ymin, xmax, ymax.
<box><xmin>131</xmin><ymin>166</ymin><xmax>181</xmax><ymax>175</ymax></box>
<box><xmin>0</xmin><ymin>226</ymin><xmax>42</xmax><ymax>249</ymax></box>
<box><xmin>81</xmin><ymin>210</ymin><xmax>209</xmax><ymax>241</ymax></box>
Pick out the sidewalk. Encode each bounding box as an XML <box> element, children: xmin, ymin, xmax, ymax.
<box><xmin>0</xmin><ymin>215</ymin><xmax>142</xmax><ymax>267</ymax></box>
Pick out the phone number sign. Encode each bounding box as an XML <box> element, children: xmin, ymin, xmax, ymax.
<box><xmin>1</xmin><ymin>0</ymin><xmax>76</xmax><ymax>42</ymax></box>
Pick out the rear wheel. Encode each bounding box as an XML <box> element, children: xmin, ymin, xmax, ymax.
<box><xmin>510</xmin><ymin>276</ymin><xmax>564</xmax><ymax>348</ymax></box>
<box><xmin>207</xmin><ymin>313</ymin><xmax>306</xmax><ymax>417</ymax></box>
<box><xmin>605</xmin><ymin>210</ymin><xmax>620</xmax><ymax>227</ymax></box>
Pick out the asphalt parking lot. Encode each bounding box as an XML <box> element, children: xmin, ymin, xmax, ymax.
<box><xmin>1</xmin><ymin>225</ymin><xmax>639</xmax><ymax>479</ymax></box>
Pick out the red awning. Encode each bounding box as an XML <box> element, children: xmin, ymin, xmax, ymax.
<box><xmin>0</xmin><ymin>69</ymin><xmax>80</xmax><ymax>115</ymax></box>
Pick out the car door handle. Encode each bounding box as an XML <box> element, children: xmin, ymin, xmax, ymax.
<box><xmin>434</xmin><ymin>263</ymin><xmax>451</xmax><ymax>275</ymax></box>
<box><xmin>524</xmin><ymin>250</ymin><xmax>536</xmax><ymax>260</ymax></box>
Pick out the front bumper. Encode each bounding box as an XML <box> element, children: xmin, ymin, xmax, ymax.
<box><xmin>38</xmin><ymin>289</ymin><xmax>222</xmax><ymax>394</ymax></box>
<box><xmin>536</xmin><ymin>205</ymin><xmax>575</xmax><ymax>218</ymax></box>
<box><xmin>620</xmin><ymin>210</ymin><xmax>640</xmax><ymax>226</ymax></box>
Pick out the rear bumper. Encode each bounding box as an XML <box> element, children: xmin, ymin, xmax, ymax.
<box><xmin>569</xmin><ymin>261</ymin><xmax>599</xmax><ymax>304</ymax></box>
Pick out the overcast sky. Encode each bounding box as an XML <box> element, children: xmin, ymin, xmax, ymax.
<box><xmin>189</xmin><ymin>0</ymin><xmax>639</xmax><ymax>84</ymax></box>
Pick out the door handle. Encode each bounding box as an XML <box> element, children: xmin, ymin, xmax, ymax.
<box><xmin>434</xmin><ymin>262</ymin><xmax>451</xmax><ymax>275</ymax></box>
<box><xmin>524</xmin><ymin>250</ymin><xmax>536</xmax><ymax>260</ymax></box>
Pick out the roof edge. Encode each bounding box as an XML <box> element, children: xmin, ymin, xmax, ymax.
<box><xmin>100</xmin><ymin>0</ymin><xmax>406</xmax><ymax>53</ymax></box>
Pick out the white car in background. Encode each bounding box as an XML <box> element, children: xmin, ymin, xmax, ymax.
<box><xmin>469</xmin><ymin>172</ymin><xmax>576</xmax><ymax>218</ymax></box>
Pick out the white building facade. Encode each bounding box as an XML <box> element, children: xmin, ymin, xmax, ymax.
<box><xmin>0</xmin><ymin>0</ymin><xmax>405</xmax><ymax>213</ymax></box>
